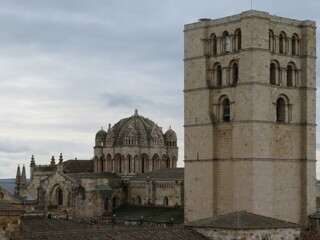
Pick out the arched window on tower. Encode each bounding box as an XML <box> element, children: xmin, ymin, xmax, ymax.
<box><xmin>231</xmin><ymin>62</ymin><xmax>238</xmax><ymax>85</ymax></box>
<box><xmin>222</xmin><ymin>98</ymin><xmax>230</xmax><ymax>122</ymax></box>
<box><xmin>223</xmin><ymin>31</ymin><xmax>230</xmax><ymax>53</ymax></box>
<box><xmin>269</xmin><ymin>30</ymin><xmax>274</xmax><ymax>52</ymax></box>
<box><xmin>287</xmin><ymin>65</ymin><xmax>293</xmax><ymax>87</ymax></box>
<box><xmin>291</xmin><ymin>33</ymin><xmax>299</xmax><ymax>55</ymax></box>
<box><xmin>215</xmin><ymin>63</ymin><xmax>222</xmax><ymax>86</ymax></box>
<box><xmin>235</xmin><ymin>29</ymin><xmax>241</xmax><ymax>50</ymax></box>
<box><xmin>279</xmin><ymin>32</ymin><xmax>286</xmax><ymax>54</ymax></box>
<box><xmin>270</xmin><ymin>61</ymin><xmax>279</xmax><ymax>85</ymax></box>
<box><xmin>210</xmin><ymin>33</ymin><xmax>217</xmax><ymax>55</ymax></box>
<box><xmin>276</xmin><ymin>97</ymin><xmax>286</xmax><ymax>122</ymax></box>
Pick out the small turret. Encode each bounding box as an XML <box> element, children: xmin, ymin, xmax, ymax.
<box><xmin>21</xmin><ymin>165</ymin><xmax>26</xmax><ymax>185</ymax></box>
<box><xmin>50</xmin><ymin>156</ymin><xmax>56</xmax><ymax>166</ymax></box>
<box><xmin>30</xmin><ymin>155</ymin><xmax>35</xmax><ymax>167</ymax></box>
<box><xmin>59</xmin><ymin>153</ymin><xmax>63</xmax><ymax>164</ymax></box>
<box><xmin>15</xmin><ymin>165</ymin><xmax>21</xmax><ymax>185</ymax></box>
<box><xmin>30</xmin><ymin>155</ymin><xmax>35</xmax><ymax>180</ymax></box>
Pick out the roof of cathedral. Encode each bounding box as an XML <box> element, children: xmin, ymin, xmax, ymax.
<box><xmin>108</xmin><ymin>110</ymin><xmax>167</xmax><ymax>147</ymax></box>
<box><xmin>131</xmin><ymin>168</ymin><xmax>184</xmax><ymax>181</ymax></box>
<box><xmin>62</xmin><ymin>160</ymin><xmax>93</xmax><ymax>173</ymax></box>
<box><xmin>67</xmin><ymin>172</ymin><xmax>122</xmax><ymax>187</ymax></box>
<box><xmin>0</xmin><ymin>184</ymin><xmax>35</xmax><ymax>201</ymax></box>
<box><xmin>0</xmin><ymin>202</ymin><xmax>24</xmax><ymax>212</ymax></box>
<box><xmin>184</xmin><ymin>211</ymin><xmax>299</xmax><ymax>229</ymax></box>
<box><xmin>15</xmin><ymin>219</ymin><xmax>208</xmax><ymax>240</ymax></box>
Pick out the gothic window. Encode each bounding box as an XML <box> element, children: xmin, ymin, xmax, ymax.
<box><xmin>269</xmin><ymin>30</ymin><xmax>274</xmax><ymax>52</ymax></box>
<box><xmin>222</xmin><ymin>98</ymin><xmax>230</xmax><ymax>122</ymax></box>
<box><xmin>210</xmin><ymin>33</ymin><xmax>217</xmax><ymax>55</ymax></box>
<box><xmin>100</xmin><ymin>158</ymin><xmax>104</xmax><ymax>172</ymax></box>
<box><xmin>164</xmin><ymin>196</ymin><xmax>169</xmax><ymax>206</ymax></box>
<box><xmin>57</xmin><ymin>188</ymin><xmax>63</xmax><ymax>206</ymax></box>
<box><xmin>231</xmin><ymin>62</ymin><xmax>238</xmax><ymax>85</ymax></box>
<box><xmin>287</xmin><ymin>65</ymin><xmax>293</xmax><ymax>86</ymax></box>
<box><xmin>279</xmin><ymin>32</ymin><xmax>286</xmax><ymax>54</ymax></box>
<box><xmin>276</xmin><ymin>97</ymin><xmax>286</xmax><ymax>122</ymax></box>
<box><xmin>223</xmin><ymin>31</ymin><xmax>230</xmax><ymax>53</ymax></box>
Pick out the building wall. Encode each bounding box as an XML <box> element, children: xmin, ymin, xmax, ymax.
<box><xmin>0</xmin><ymin>213</ymin><xmax>21</xmax><ymax>240</ymax></box>
<box><xmin>129</xmin><ymin>180</ymin><xmax>183</xmax><ymax>207</ymax></box>
<box><xmin>184</xmin><ymin>10</ymin><xmax>316</xmax><ymax>225</ymax></box>
<box><xmin>193</xmin><ymin>227</ymin><xmax>300</xmax><ymax>240</ymax></box>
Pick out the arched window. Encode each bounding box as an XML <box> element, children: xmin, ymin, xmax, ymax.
<box><xmin>222</xmin><ymin>98</ymin><xmax>230</xmax><ymax>122</ymax></box>
<box><xmin>210</xmin><ymin>33</ymin><xmax>217</xmax><ymax>55</ymax></box>
<box><xmin>269</xmin><ymin>30</ymin><xmax>274</xmax><ymax>52</ymax></box>
<box><xmin>164</xmin><ymin>196</ymin><xmax>169</xmax><ymax>206</ymax></box>
<box><xmin>235</xmin><ymin>29</ymin><xmax>241</xmax><ymax>50</ymax></box>
<box><xmin>215</xmin><ymin>64</ymin><xmax>222</xmax><ymax>86</ymax></box>
<box><xmin>223</xmin><ymin>31</ymin><xmax>230</xmax><ymax>53</ymax></box>
<box><xmin>231</xmin><ymin>62</ymin><xmax>238</xmax><ymax>85</ymax></box>
<box><xmin>104</xmin><ymin>198</ymin><xmax>109</xmax><ymax>211</ymax></box>
<box><xmin>57</xmin><ymin>188</ymin><xmax>63</xmax><ymax>206</ymax></box>
<box><xmin>291</xmin><ymin>34</ymin><xmax>299</xmax><ymax>55</ymax></box>
<box><xmin>287</xmin><ymin>65</ymin><xmax>293</xmax><ymax>86</ymax></box>
<box><xmin>270</xmin><ymin>62</ymin><xmax>277</xmax><ymax>85</ymax></box>
<box><xmin>137</xmin><ymin>196</ymin><xmax>141</xmax><ymax>205</ymax></box>
<box><xmin>279</xmin><ymin>32</ymin><xmax>286</xmax><ymax>54</ymax></box>
<box><xmin>128</xmin><ymin>155</ymin><xmax>132</xmax><ymax>173</ymax></box>
<box><xmin>276</xmin><ymin>98</ymin><xmax>286</xmax><ymax>122</ymax></box>
<box><xmin>112</xmin><ymin>196</ymin><xmax>117</xmax><ymax>208</ymax></box>
<box><xmin>100</xmin><ymin>158</ymin><xmax>104</xmax><ymax>172</ymax></box>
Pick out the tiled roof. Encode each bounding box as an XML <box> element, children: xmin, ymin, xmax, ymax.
<box><xmin>0</xmin><ymin>201</ymin><xmax>24</xmax><ymax>212</ymax></box>
<box><xmin>185</xmin><ymin>211</ymin><xmax>299</xmax><ymax>229</ymax></box>
<box><xmin>13</xmin><ymin>227</ymin><xmax>208</xmax><ymax>240</ymax></box>
<box><xmin>0</xmin><ymin>184</ymin><xmax>35</xmax><ymax>201</ymax></box>
<box><xmin>62</xmin><ymin>160</ymin><xmax>93</xmax><ymax>173</ymax></box>
<box><xmin>131</xmin><ymin>168</ymin><xmax>184</xmax><ymax>181</ymax></box>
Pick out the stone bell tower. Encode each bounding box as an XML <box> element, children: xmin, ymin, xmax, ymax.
<box><xmin>184</xmin><ymin>10</ymin><xmax>316</xmax><ymax>225</ymax></box>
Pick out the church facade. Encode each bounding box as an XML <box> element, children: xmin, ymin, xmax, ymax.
<box><xmin>184</xmin><ymin>10</ymin><xmax>316</xmax><ymax>226</ymax></box>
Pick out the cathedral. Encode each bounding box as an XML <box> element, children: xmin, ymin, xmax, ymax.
<box><xmin>2</xmin><ymin>110</ymin><xmax>182</xmax><ymax>218</ymax></box>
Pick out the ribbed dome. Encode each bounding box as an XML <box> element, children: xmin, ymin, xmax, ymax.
<box><xmin>164</xmin><ymin>127</ymin><xmax>177</xmax><ymax>140</ymax></box>
<box><xmin>109</xmin><ymin>110</ymin><xmax>165</xmax><ymax>147</ymax></box>
<box><xmin>95</xmin><ymin>128</ymin><xmax>107</xmax><ymax>139</ymax></box>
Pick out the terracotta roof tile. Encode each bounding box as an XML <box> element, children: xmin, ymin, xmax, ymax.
<box><xmin>0</xmin><ymin>201</ymin><xmax>24</xmax><ymax>212</ymax></box>
<box><xmin>185</xmin><ymin>211</ymin><xmax>299</xmax><ymax>229</ymax></box>
<box><xmin>62</xmin><ymin>160</ymin><xmax>93</xmax><ymax>173</ymax></box>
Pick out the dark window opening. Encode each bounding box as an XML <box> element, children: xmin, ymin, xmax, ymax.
<box><xmin>222</xmin><ymin>99</ymin><xmax>230</xmax><ymax>122</ymax></box>
<box><xmin>276</xmin><ymin>98</ymin><xmax>286</xmax><ymax>122</ymax></box>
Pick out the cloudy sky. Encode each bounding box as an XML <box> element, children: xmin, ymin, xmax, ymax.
<box><xmin>0</xmin><ymin>0</ymin><xmax>319</xmax><ymax>178</ymax></box>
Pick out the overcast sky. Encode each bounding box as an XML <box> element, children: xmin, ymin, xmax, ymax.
<box><xmin>0</xmin><ymin>0</ymin><xmax>319</xmax><ymax>178</ymax></box>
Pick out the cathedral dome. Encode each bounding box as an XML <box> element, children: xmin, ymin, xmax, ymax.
<box><xmin>108</xmin><ymin>109</ymin><xmax>165</xmax><ymax>147</ymax></box>
<box><xmin>95</xmin><ymin>128</ymin><xmax>107</xmax><ymax>139</ymax></box>
<box><xmin>164</xmin><ymin>127</ymin><xmax>177</xmax><ymax>140</ymax></box>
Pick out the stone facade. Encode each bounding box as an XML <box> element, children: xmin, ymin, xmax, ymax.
<box><xmin>128</xmin><ymin>168</ymin><xmax>184</xmax><ymax>207</ymax></box>
<box><xmin>184</xmin><ymin>10</ymin><xmax>316</xmax><ymax>225</ymax></box>
<box><xmin>0</xmin><ymin>202</ymin><xmax>23</xmax><ymax>240</ymax></box>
